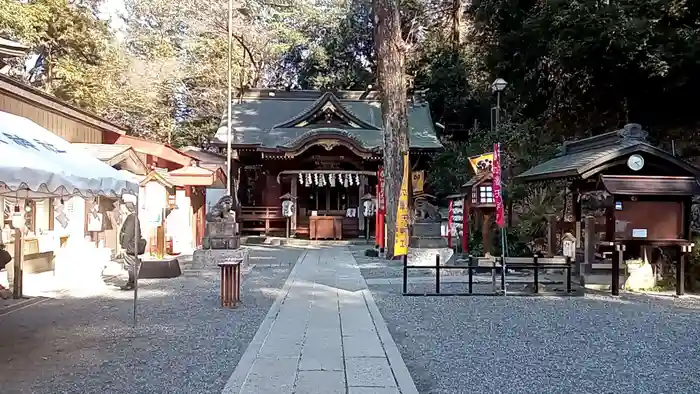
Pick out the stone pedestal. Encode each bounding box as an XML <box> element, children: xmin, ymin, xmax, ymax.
<box><xmin>202</xmin><ymin>220</ymin><xmax>240</xmax><ymax>250</ymax></box>
<box><xmin>410</xmin><ymin>222</ymin><xmax>447</xmax><ymax>248</ymax></box>
<box><xmin>408</xmin><ymin>221</ymin><xmax>453</xmax><ymax>266</ymax></box>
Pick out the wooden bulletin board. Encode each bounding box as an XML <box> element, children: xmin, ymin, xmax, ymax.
<box><xmin>614</xmin><ymin>200</ymin><xmax>683</xmax><ymax>240</ymax></box>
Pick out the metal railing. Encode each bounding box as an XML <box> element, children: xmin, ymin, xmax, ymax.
<box><xmin>402</xmin><ymin>254</ymin><xmax>575</xmax><ymax>296</ymax></box>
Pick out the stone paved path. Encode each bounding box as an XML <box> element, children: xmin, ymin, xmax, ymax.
<box><xmin>222</xmin><ymin>246</ymin><xmax>418</xmax><ymax>394</ymax></box>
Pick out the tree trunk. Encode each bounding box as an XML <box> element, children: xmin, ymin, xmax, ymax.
<box><xmin>373</xmin><ymin>0</ymin><xmax>409</xmax><ymax>259</ymax></box>
<box><xmin>452</xmin><ymin>0</ymin><xmax>462</xmax><ymax>50</ymax></box>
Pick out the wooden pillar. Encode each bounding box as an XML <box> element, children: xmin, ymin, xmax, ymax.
<box><xmin>546</xmin><ymin>215</ymin><xmax>557</xmax><ymax>257</ymax></box>
<box><xmin>584</xmin><ymin>216</ymin><xmax>596</xmax><ymax>275</ymax></box>
<box><xmin>482</xmin><ymin>212</ymin><xmax>491</xmax><ymax>256</ymax></box>
<box><xmin>604</xmin><ymin>204</ymin><xmax>615</xmax><ymax>242</ymax></box>
<box><xmin>572</xmin><ymin>189</ymin><xmax>582</xmax><ymax>248</ymax></box>
<box><xmin>290</xmin><ymin>178</ymin><xmax>297</xmax><ymax>231</ymax></box>
<box><xmin>358</xmin><ymin>175</ymin><xmax>366</xmax><ymax>231</ymax></box>
<box><xmin>13</xmin><ymin>228</ymin><xmax>24</xmax><ymax>299</ymax></box>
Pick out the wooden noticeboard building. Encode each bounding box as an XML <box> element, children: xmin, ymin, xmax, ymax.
<box><xmin>516</xmin><ymin>123</ymin><xmax>700</xmax><ymax>292</ymax></box>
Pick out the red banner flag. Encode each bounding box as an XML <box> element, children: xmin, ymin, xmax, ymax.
<box><xmin>447</xmin><ymin>200</ymin><xmax>453</xmax><ymax>248</ymax></box>
<box><xmin>493</xmin><ymin>143</ymin><xmax>505</xmax><ymax>228</ymax></box>
<box><xmin>377</xmin><ymin>167</ymin><xmax>385</xmax><ymax>214</ymax></box>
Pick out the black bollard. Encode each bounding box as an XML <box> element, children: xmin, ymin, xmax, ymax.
<box><xmin>435</xmin><ymin>254</ymin><xmax>441</xmax><ymax>294</ymax></box>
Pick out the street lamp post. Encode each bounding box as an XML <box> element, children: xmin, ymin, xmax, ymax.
<box><xmin>491</xmin><ymin>78</ymin><xmax>508</xmax><ymax>286</ymax></box>
<box><xmin>226</xmin><ymin>0</ymin><xmax>233</xmax><ymax>197</ymax></box>
<box><xmin>491</xmin><ymin>78</ymin><xmax>507</xmax><ymax>134</ymax></box>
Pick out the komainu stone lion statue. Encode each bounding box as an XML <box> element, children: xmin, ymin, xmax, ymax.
<box><xmin>413</xmin><ymin>198</ymin><xmax>441</xmax><ymax>222</ymax></box>
<box><xmin>206</xmin><ymin>195</ymin><xmax>235</xmax><ymax>222</ymax></box>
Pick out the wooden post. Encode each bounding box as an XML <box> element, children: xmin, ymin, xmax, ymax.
<box><xmin>604</xmin><ymin>205</ymin><xmax>615</xmax><ymax>242</ymax></box>
<box><xmin>612</xmin><ymin>243</ymin><xmax>624</xmax><ymax>296</ymax></box>
<box><xmin>359</xmin><ymin>175</ymin><xmax>366</xmax><ymax>232</ymax></box>
<box><xmin>546</xmin><ymin>215</ymin><xmax>557</xmax><ymax>257</ymax></box>
<box><xmin>290</xmin><ymin>179</ymin><xmax>297</xmax><ymax>232</ymax></box>
<box><xmin>572</xmin><ymin>188</ymin><xmax>582</xmax><ymax>248</ymax></box>
<box><xmin>13</xmin><ymin>228</ymin><xmax>24</xmax><ymax>299</ymax></box>
<box><xmin>584</xmin><ymin>216</ymin><xmax>596</xmax><ymax>275</ymax></box>
<box><xmin>482</xmin><ymin>212</ymin><xmax>491</xmax><ymax>256</ymax></box>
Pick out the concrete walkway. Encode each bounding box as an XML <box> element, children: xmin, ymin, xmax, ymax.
<box><xmin>222</xmin><ymin>246</ymin><xmax>418</xmax><ymax>394</ymax></box>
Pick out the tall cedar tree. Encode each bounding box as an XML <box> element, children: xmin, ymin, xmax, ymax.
<box><xmin>373</xmin><ymin>0</ymin><xmax>409</xmax><ymax>259</ymax></box>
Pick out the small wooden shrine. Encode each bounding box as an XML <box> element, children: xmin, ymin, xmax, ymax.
<box><xmin>461</xmin><ymin>170</ymin><xmax>496</xmax><ymax>255</ymax></box>
<box><xmin>516</xmin><ymin>123</ymin><xmax>700</xmax><ymax>293</ymax></box>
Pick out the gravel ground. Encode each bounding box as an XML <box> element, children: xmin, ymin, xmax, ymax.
<box><xmin>0</xmin><ymin>245</ymin><xmax>301</xmax><ymax>394</ymax></box>
<box><xmin>354</xmin><ymin>247</ymin><xmax>700</xmax><ymax>394</ymax></box>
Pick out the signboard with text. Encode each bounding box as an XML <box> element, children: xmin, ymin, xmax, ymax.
<box><xmin>493</xmin><ymin>144</ymin><xmax>505</xmax><ymax>227</ymax></box>
<box><xmin>394</xmin><ymin>154</ymin><xmax>410</xmax><ymax>256</ymax></box>
<box><xmin>377</xmin><ymin>167</ymin><xmax>385</xmax><ymax>214</ymax></box>
<box><xmin>412</xmin><ymin>170</ymin><xmax>424</xmax><ymax>194</ymax></box>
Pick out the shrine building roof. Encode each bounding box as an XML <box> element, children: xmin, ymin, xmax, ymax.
<box><xmin>516</xmin><ymin>123</ymin><xmax>700</xmax><ymax>183</ymax></box>
<box><xmin>212</xmin><ymin>89</ymin><xmax>443</xmax><ymax>152</ymax></box>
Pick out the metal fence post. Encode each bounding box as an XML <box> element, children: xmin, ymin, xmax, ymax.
<box><xmin>491</xmin><ymin>258</ymin><xmax>497</xmax><ymax>293</ymax></box>
<box><xmin>500</xmin><ymin>256</ymin><xmax>505</xmax><ymax>291</ymax></box>
<box><xmin>402</xmin><ymin>254</ymin><xmax>408</xmax><ymax>294</ymax></box>
<box><xmin>468</xmin><ymin>255</ymin><xmax>473</xmax><ymax>294</ymax></box>
<box><xmin>566</xmin><ymin>256</ymin><xmax>572</xmax><ymax>293</ymax></box>
<box><xmin>532</xmin><ymin>255</ymin><xmax>539</xmax><ymax>294</ymax></box>
<box><xmin>435</xmin><ymin>254</ymin><xmax>441</xmax><ymax>294</ymax></box>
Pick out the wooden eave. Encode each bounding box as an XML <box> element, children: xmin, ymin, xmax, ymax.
<box><xmin>140</xmin><ymin>170</ymin><xmax>178</xmax><ymax>191</ymax></box>
<box><xmin>168</xmin><ymin>166</ymin><xmax>227</xmax><ymax>188</ymax></box>
<box><xmin>600</xmin><ymin>175</ymin><xmax>700</xmax><ymax>196</ymax></box>
<box><xmin>461</xmin><ymin>171</ymin><xmax>493</xmax><ymax>191</ymax></box>
<box><xmin>108</xmin><ymin>148</ymin><xmax>148</xmax><ymax>175</ymax></box>
<box><xmin>115</xmin><ymin>134</ymin><xmax>196</xmax><ymax>167</ymax></box>
<box><xmin>0</xmin><ymin>74</ymin><xmax>127</xmax><ymax>135</ymax></box>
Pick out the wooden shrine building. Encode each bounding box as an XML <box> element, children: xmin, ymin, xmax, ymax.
<box><xmin>516</xmin><ymin>123</ymin><xmax>700</xmax><ymax>293</ymax></box>
<box><xmin>210</xmin><ymin>89</ymin><xmax>443</xmax><ymax>238</ymax></box>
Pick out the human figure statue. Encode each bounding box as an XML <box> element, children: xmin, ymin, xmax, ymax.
<box><xmin>119</xmin><ymin>202</ymin><xmax>145</xmax><ymax>290</ymax></box>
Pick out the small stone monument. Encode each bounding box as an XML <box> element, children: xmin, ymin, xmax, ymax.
<box><xmin>408</xmin><ymin>195</ymin><xmax>453</xmax><ymax>266</ymax></box>
<box><xmin>202</xmin><ymin>195</ymin><xmax>239</xmax><ymax>250</ymax></box>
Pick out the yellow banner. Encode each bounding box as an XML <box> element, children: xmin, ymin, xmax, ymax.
<box><xmin>469</xmin><ymin>152</ymin><xmax>494</xmax><ymax>174</ymax></box>
<box><xmin>395</xmin><ymin>153</ymin><xmax>410</xmax><ymax>257</ymax></box>
<box><xmin>412</xmin><ymin>170</ymin><xmax>424</xmax><ymax>193</ymax></box>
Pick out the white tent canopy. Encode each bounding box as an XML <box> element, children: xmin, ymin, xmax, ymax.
<box><xmin>0</xmin><ymin>111</ymin><xmax>138</xmax><ymax>198</ymax></box>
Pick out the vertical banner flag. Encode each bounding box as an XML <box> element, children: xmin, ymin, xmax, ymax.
<box><xmin>377</xmin><ymin>167</ymin><xmax>385</xmax><ymax>249</ymax></box>
<box><xmin>377</xmin><ymin>167</ymin><xmax>385</xmax><ymax>214</ymax></box>
<box><xmin>493</xmin><ymin>143</ymin><xmax>505</xmax><ymax>227</ymax></box>
<box><xmin>461</xmin><ymin>197</ymin><xmax>469</xmax><ymax>253</ymax></box>
<box><xmin>394</xmin><ymin>154</ymin><xmax>410</xmax><ymax>256</ymax></box>
<box><xmin>447</xmin><ymin>200</ymin><xmax>453</xmax><ymax>248</ymax></box>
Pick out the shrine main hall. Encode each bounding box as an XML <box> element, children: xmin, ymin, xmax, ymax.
<box><xmin>208</xmin><ymin>88</ymin><xmax>443</xmax><ymax>239</ymax></box>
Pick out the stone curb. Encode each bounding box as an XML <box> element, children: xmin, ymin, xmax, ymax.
<box><xmin>220</xmin><ymin>250</ymin><xmax>307</xmax><ymax>394</ymax></box>
<box><xmin>362</xmin><ymin>287</ymin><xmax>420</xmax><ymax>394</ymax></box>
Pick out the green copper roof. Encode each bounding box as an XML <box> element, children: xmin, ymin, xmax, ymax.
<box><xmin>214</xmin><ymin>89</ymin><xmax>442</xmax><ymax>150</ymax></box>
<box><xmin>517</xmin><ymin>123</ymin><xmax>700</xmax><ymax>182</ymax></box>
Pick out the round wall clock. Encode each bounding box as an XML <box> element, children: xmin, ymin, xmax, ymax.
<box><xmin>627</xmin><ymin>154</ymin><xmax>644</xmax><ymax>171</ymax></box>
